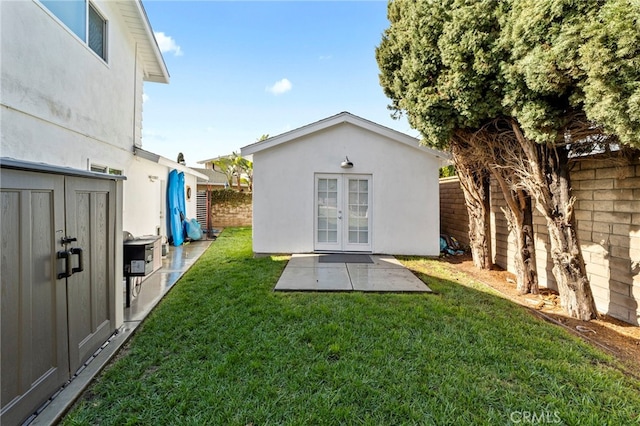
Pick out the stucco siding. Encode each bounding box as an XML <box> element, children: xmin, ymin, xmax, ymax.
<box><xmin>251</xmin><ymin>122</ymin><xmax>441</xmax><ymax>256</ymax></box>
<box><xmin>122</xmin><ymin>158</ymin><xmax>201</xmax><ymax>238</ymax></box>
<box><xmin>1</xmin><ymin>0</ymin><xmax>189</xmax><ymax>243</ymax></box>
<box><xmin>1</xmin><ymin>0</ymin><xmax>139</xmax><ymax>171</ymax></box>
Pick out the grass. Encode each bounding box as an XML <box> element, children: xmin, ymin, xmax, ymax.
<box><xmin>63</xmin><ymin>228</ymin><xmax>640</xmax><ymax>425</ymax></box>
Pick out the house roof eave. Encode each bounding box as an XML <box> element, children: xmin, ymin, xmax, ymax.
<box><xmin>117</xmin><ymin>0</ymin><xmax>170</xmax><ymax>84</ymax></box>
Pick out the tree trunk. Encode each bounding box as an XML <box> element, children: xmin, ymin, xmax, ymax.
<box><xmin>493</xmin><ymin>170</ymin><xmax>539</xmax><ymax>294</ymax></box>
<box><xmin>511</xmin><ymin>123</ymin><xmax>597</xmax><ymax>320</ymax></box>
<box><xmin>521</xmin><ymin>194</ymin><xmax>538</xmax><ymax>294</ymax></box>
<box><xmin>451</xmin><ymin>141</ymin><xmax>492</xmax><ymax>269</ymax></box>
<box><xmin>461</xmin><ymin>123</ymin><xmax>537</xmax><ymax>290</ymax></box>
<box><xmin>540</xmin><ymin>145</ymin><xmax>596</xmax><ymax>320</ymax></box>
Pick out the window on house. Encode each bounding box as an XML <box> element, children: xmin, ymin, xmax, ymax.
<box><xmin>40</xmin><ymin>0</ymin><xmax>107</xmax><ymax>61</ymax></box>
<box><xmin>90</xmin><ymin>164</ymin><xmax>107</xmax><ymax>173</ymax></box>
<box><xmin>88</xmin><ymin>4</ymin><xmax>106</xmax><ymax>59</ymax></box>
<box><xmin>91</xmin><ymin>164</ymin><xmax>123</xmax><ymax>175</ymax></box>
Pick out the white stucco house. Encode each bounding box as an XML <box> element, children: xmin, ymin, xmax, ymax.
<box><xmin>0</xmin><ymin>1</ymin><xmax>203</xmax><ymax>423</ymax></box>
<box><xmin>1</xmin><ymin>0</ymin><xmax>205</xmax><ymax>239</ymax></box>
<box><xmin>241</xmin><ymin>112</ymin><xmax>448</xmax><ymax>256</ymax></box>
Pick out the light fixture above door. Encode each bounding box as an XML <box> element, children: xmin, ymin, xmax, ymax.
<box><xmin>340</xmin><ymin>156</ymin><xmax>353</xmax><ymax>168</ymax></box>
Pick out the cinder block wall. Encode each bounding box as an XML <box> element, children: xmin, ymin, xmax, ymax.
<box><xmin>571</xmin><ymin>154</ymin><xmax>640</xmax><ymax>324</ymax></box>
<box><xmin>490</xmin><ymin>178</ymin><xmax>512</xmax><ymax>269</ymax></box>
<box><xmin>488</xmin><ymin>179</ymin><xmax>556</xmax><ymax>290</ymax></box>
<box><xmin>439</xmin><ymin>177</ymin><xmax>470</xmax><ymax>246</ymax></box>
<box><xmin>211</xmin><ymin>200</ymin><xmax>253</xmax><ymax>228</ymax></box>
<box><xmin>439</xmin><ymin>153</ymin><xmax>640</xmax><ymax>325</ymax></box>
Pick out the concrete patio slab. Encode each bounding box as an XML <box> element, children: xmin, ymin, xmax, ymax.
<box><xmin>274</xmin><ymin>254</ymin><xmax>432</xmax><ymax>293</ymax></box>
<box><xmin>286</xmin><ymin>253</ymin><xmax>350</xmax><ymax>268</ymax></box>
<box><xmin>348</xmin><ymin>265</ymin><xmax>431</xmax><ymax>292</ymax></box>
<box><xmin>275</xmin><ymin>264</ymin><xmax>353</xmax><ymax>291</ymax></box>
<box><xmin>363</xmin><ymin>255</ymin><xmax>407</xmax><ymax>269</ymax></box>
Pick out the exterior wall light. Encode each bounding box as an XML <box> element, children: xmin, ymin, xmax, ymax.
<box><xmin>341</xmin><ymin>156</ymin><xmax>354</xmax><ymax>168</ymax></box>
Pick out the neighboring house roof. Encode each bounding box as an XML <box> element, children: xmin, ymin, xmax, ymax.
<box><xmin>197</xmin><ymin>155</ymin><xmax>230</xmax><ymax>165</ymax></box>
<box><xmin>241</xmin><ymin>111</ymin><xmax>450</xmax><ymax>160</ymax></box>
<box><xmin>192</xmin><ymin>167</ymin><xmax>231</xmax><ymax>185</ymax></box>
<box><xmin>134</xmin><ymin>147</ymin><xmax>209</xmax><ymax>180</ymax></box>
<box><xmin>197</xmin><ymin>153</ymin><xmax>253</xmax><ymax>165</ymax></box>
<box><xmin>116</xmin><ymin>0</ymin><xmax>169</xmax><ymax>84</ymax></box>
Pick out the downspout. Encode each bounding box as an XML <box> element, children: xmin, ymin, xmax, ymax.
<box><xmin>132</xmin><ymin>42</ymin><xmax>138</xmax><ymax>150</ymax></box>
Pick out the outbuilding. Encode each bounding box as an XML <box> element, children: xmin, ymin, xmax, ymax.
<box><xmin>241</xmin><ymin>112</ymin><xmax>448</xmax><ymax>256</ymax></box>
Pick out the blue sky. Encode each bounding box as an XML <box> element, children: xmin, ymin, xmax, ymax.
<box><xmin>141</xmin><ymin>1</ymin><xmax>418</xmax><ymax>166</ymax></box>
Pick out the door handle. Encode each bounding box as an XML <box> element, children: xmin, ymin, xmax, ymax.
<box><xmin>57</xmin><ymin>250</ymin><xmax>72</xmax><ymax>279</ymax></box>
<box><xmin>70</xmin><ymin>247</ymin><xmax>84</xmax><ymax>274</ymax></box>
<box><xmin>61</xmin><ymin>236</ymin><xmax>77</xmax><ymax>245</ymax></box>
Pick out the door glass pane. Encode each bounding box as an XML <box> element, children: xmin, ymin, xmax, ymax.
<box><xmin>317</xmin><ymin>178</ymin><xmax>338</xmax><ymax>244</ymax></box>
<box><xmin>347</xmin><ymin>178</ymin><xmax>368</xmax><ymax>245</ymax></box>
<box><xmin>327</xmin><ymin>192</ymin><xmax>338</xmax><ymax>207</ymax></box>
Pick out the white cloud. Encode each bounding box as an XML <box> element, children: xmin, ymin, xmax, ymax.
<box><xmin>266</xmin><ymin>78</ymin><xmax>292</xmax><ymax>95</ymax></box>
<box><xmin>154</xmin><ymin>32</ymin><xmax>183</xmax><ymax>56</ymax></box>
<box><xmin>142</xmin><ymin>93</ymin><xmax>149</xmax><ymax>103</ymax></box>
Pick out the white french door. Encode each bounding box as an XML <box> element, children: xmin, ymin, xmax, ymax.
<box><xmin>315</xmin><ymin>174</ymin><xmax>372</xmax><ymax>252</ymax></box>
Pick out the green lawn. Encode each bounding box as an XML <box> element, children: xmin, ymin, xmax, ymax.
<box><xmin>63</xmin><ymin>228</ymin><xmax>640</xmax><ymax>425</ymax></box>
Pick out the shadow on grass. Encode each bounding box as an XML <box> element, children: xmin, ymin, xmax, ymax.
<box><xmin>62</xmin><ymin>229</ymin><xmax>640</xmax><ymax>425</ymax></box>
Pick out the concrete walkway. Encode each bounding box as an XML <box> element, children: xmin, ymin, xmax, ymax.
<box><xmin>275</xmin><ymin>253</ymin><xmax>432</xmax><ymax>292</ymax></box>
<box><xmin>30</xmin><ymin>239</ymin><xmax>213</xmax><ymax>425</ymax></box>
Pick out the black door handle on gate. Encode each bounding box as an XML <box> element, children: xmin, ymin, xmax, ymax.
<box><xmin>70</xmin><ymin>247</ymin><xmax>84</xmax><ymax>274</ymax></box>
<box><xmin>57</xmin><ymin>250</ymin><xmax>72</xmax><ymax>279</ymax></box>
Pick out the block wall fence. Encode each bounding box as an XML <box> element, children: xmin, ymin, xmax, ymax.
<box><xmin>210</xmin><ymin>196</ymin><xmax>253</xmax><ymax>228</ymax></box>
<box><xmin>439</xmin><ymin>153</ymin><xmax>640</xmax><ymax>325</ymax></box>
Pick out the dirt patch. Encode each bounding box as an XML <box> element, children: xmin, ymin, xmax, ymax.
<box><xmin>440</xmin><ymin>254</ymin><xmax>640</xmax><ymax>375</ymax></box>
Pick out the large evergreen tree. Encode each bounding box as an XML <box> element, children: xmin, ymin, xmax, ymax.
<box><xmin>377</xmin><ymin>0</ymin><xmax>540</xmax><ymax>291</ymax></box>
<box><xmin>377</xmin><ymin>0</ymin><xmax>640</xmax><ymax>319</ymax></box>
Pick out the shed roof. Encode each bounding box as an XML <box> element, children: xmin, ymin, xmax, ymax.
<box><xmin>116</xmin><ymin>0</ymin><xmax>169</xmax><ymax>84</ymax></box>
<box><xmin>241</xmin><ymin>112</ymin><xmax>449</xmax><ymax>160</ymax></box>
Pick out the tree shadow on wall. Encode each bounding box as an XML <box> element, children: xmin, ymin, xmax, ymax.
<box><xmin>606</xmin><ymin>223</ymin><xmax>639</xmax><ymax>326</ymax></box>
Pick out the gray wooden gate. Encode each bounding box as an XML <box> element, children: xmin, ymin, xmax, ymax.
<box><xmin>1</xmin><ymin>167</ymin><xmax>118</xmax><ymax>425</ymax></box>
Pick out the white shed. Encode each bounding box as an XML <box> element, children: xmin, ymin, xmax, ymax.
<box><xmin>241</xmin><ymin>112</ymin><xmax>448</xmax><ymax>256</ymax></box>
